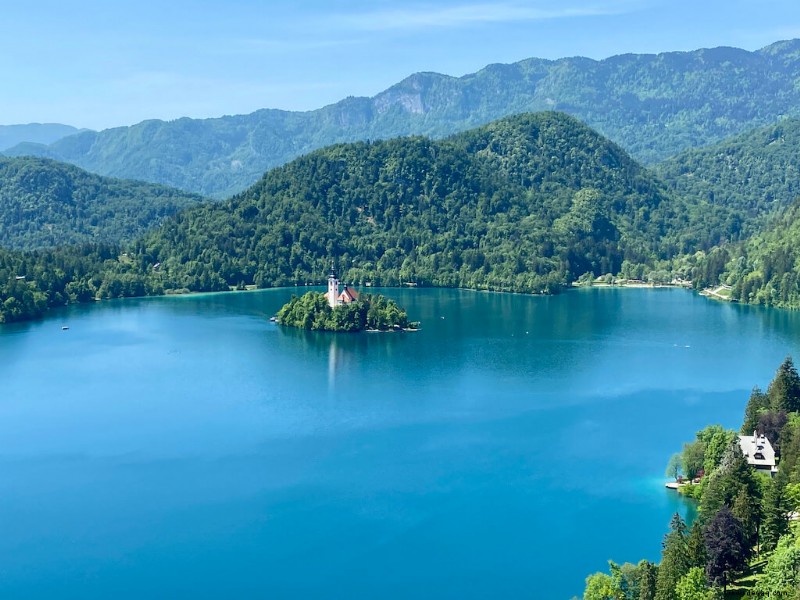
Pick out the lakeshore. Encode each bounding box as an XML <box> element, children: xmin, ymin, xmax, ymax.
<box><xmin>2</xmin><ymin>287</ymin><xmax>796</xmax><ymax>598</ymax></box>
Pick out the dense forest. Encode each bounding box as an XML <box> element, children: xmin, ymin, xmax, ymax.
<box><xmin>131</xmin><ymin>112</ymin><xmax>740</xmax><ymax>296</ymax></box>
<box><xmin>275</xmin><ymin>291</ymin><xmax>413</xmax><ymax>332</ymax></box>
<box><xmin>579</xmin><ymin>358</ymin><xmax>800</xmax><ymax>599</ymax></box>
<box><xmin>7</xmin><ymin>40</ymin><xmax>800</xmax><ymax>197</ymax></box>
<box><xmin>0</xmin><ymin>244</ymin><xmax>160</xmax><ymax>323</ymax></box>
<box><xmin>5</xmin><ymin>108</ymin><xmax>800</xmax><ymax>324</ymax></box>
<box><xmin>655</xmin><ymin>118</ymin><xmax>800</xmax><ymax>228</ymax></box>
<box><xmin>714</xmin><ymin>200</ymin><xmax>800</xmax><ymax>308</ymax></box>
<box><xmin>0</xmin><ymin>111</ymin><xmax>759</xmax><ymax>324</ymax></box>
<box><xmin>0</xmin><ymin>156</ymin><xmax>206</xmax><ymax>249</ymax></box>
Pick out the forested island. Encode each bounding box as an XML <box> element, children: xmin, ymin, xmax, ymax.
<box><xmin>578</xmin><ymin>357</ymin><xmax>800</xmax><ymax>599</ymax></box>
<box><xmin>275</xmin><ymin>291</ymin><xmax>416</xmax><ymax>332</ymax></box>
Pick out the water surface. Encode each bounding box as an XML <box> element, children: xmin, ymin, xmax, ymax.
<box><xmin>1</xmin><ymin>287</ymin><xmax>798</xmax><ymax>598</ymax></box>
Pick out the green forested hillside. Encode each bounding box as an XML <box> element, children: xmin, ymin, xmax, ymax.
<box><xmin>0</xmin><ymin>244</ymin><xmax>161</xmax><ymax>323</ymax></box>
<box><xmin>8</xmin><ymin>40</ymin><xmax>800</xmax><ymax>197</ymax></box>
<box><xmin>135</xmin><ymin>113</ymin><xmax>736</xmax><ymax>294</ymax></box>
<box><xmin>719</xmin><ymin>200</ymin><xmax>800</xmax><ymax>307</ymax></box>
<box><xmin>656</xmin><ymin>117</ymin><xmax>800</xmax><ymax>227</ymax></box>
<box><xmin>0</xmin><ymin>112</ymin><xmax>768</xmax><ymax>324</ymax></box>
<box><xmin>0</xmin><ymin>156</ymin><xmax>206</xmax><ymax>249</ymax></box>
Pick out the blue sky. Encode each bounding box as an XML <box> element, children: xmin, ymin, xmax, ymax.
<box><xmin>2</xmin><ymin>0</ymin><xmax>800</xmax><ymax>130</ymax></box>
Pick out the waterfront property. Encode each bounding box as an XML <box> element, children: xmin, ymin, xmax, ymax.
<box><xmin>739</xmin><ymin>432</ymin><xmax>778</xmax><ymax>474</ymax></box>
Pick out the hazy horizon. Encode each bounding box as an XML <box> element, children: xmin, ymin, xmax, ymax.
<box><xmin>3</xmin><ymin>0</ymin><xmax>799</xmax><ymax>130</ymax></box>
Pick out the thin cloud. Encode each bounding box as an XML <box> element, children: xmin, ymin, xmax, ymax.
<box><xmin>331</xmin><ymin>1</ymin><xmax>633</xmax><ymax>33</ymax></box>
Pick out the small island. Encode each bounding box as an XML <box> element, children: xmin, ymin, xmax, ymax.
<box><xmin>275</xmin><ymin>267</ymin><xmax>418</xmax><ymax>332</ymax></box>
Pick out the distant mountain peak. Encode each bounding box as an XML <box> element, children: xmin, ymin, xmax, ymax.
<box><xmin>10</xmin><ymin>39</ymin><xmax>800</xmax><ymax>199</ymax></box>
<box><xmin>0</xmin><ymin>123</ymin><xmax>88</xmax><ymax>152</ymax></box>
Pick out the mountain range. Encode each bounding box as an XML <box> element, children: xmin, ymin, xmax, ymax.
<box><xmin>6</xmin><ymin>39</ymin><xmax>800</xmax><ymax>198</ymax></box>
<box><xmin>0</xmin><ymin>123</ymin><xmax>86</xmax><ymax>152</ymax></box>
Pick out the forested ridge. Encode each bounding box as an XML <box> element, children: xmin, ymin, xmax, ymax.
<box><xmin>645</xmin><ymin>117</ymin><xmax>800</xmax><ymax>309</ymax></box>
<box><xmin>8</xmin><ymin>39</ymin><xmax>800</xmax><ymax>198</ymax></box>
<box><xmin>132</xmin><ymin>112</ymin><xmax>737</xmax><ymax>296</ymax></box>
<box><xmin>0</xmin><ymin>156</ymin><xmax>206</xmax><ymax>250</ymax></box>
<box><xmin>0</xmin><ymin>110</ymin><xmax>798</xmax><ymax>325</ymax></box>
<box><xmin>655</xmin><ymin>118</ymin><xmax>800</xmax><ymax>229</ymax></box>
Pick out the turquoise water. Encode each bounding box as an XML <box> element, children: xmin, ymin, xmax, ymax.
<box><xmin>1</xmin><ymin>287</ymin><xmax>799</xmax><ymax>599</ymax></box>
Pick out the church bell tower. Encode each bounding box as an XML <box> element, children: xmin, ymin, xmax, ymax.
<box><xmin>327</xmin><ymin>264</ymin><xmax>339</xmax><ymax>308</ymax></box>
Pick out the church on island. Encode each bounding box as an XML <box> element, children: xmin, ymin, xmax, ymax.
<box><xmin>325</xmin><ymin>266</ymin><xmax>359</xmax><ymax>308</ymax></box>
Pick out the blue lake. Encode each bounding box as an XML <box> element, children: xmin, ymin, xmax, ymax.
<box><xmin>2</xmin><ymin>287</ymin><xmax>799</xmax><ymax>598</ymax></box>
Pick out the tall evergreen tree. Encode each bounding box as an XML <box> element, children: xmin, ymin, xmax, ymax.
<box><xmin>731</xmin><ymin>487</ymin><xmax>760</xmax><ymax>551</ymax></box>
<box><xmin>637</xmin><ymin>561</ymin><xmax>657</xmax><ymax>600</ymax></box>
<box><xmin>655</xmin><ymin>514</ymin><xmax>690</xmax><ymax>600</ymax></box>
<box><xmin>778</xmin><ymin>417</ymin><xmax>800</xmax><ymax>482</ymax></box>
<box><xmin>767</xmin><ymin>356</ymin><xmax>800</xmax><ymax>413</ymax></box>
<box><xmin>703</xmin><ymin>507</ymin><xmax>749</xmax><ymax>592</ymax></box>
<box><xmin>686</xmin><ymin>522</ymin><xmax>708</xmax><ymax>569</ymax></box>
<box><xmin>741</xmin><ymin>386</ymin><xmax>769</xmax><ymax>434</ymax></box>
<box><xmin>700</xmin><ymin>440</ymin><xmax>760</xmax><ymax>522</ymax></box>
<box><xmin>761</xmin><ymin>468</ymin><xmax>791</xmax><ymax>552</ymax></box>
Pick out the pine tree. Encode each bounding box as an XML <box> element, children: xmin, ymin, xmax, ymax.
<box><xmin>686</xmin><ymin>521</ymin><xmax>707</xmax><ymax>569</ymax></box>
<box><xmin>637</xmin><ymin>561</ymin><xmax>657</xmax><ymax>600</ymax></box>
<box><xmin>761</xmin><ymin>468</ymin><xmax>791</xmax><ymax>552</ymax></box>
<box><xmin>699</xmin><ymin>440</ymin><xmax>760</xmax><ymax>522</ymax></box>
<box><xmin>741</xmin><ymin>386</ymin><xmax>769</xmax><ymax>434</ymax></box>
<box><xmin>767</xmin><ymin>356</ymin><xmax>800</xmax><ymax>413</ymax></box>
<box><xmin>655</xmin><ymin>514</ymin><xmax>690</xmax><ymax>600</ymax></box>
<box><xmin>731</xmin><ymin>487</ymin><xmax>760</xmax><ymax>551</ymax></box>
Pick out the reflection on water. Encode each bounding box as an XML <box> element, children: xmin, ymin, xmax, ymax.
<box><xmin>1</xmin><ymin>287</ymin><xmax>800</xmax><ymax>599</ymax></box>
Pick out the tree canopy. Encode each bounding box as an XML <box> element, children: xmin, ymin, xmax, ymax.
<box><xmin>275</xmin><ymin>291</ymin><xmax>413</xmax><ymax>332</ymax></box>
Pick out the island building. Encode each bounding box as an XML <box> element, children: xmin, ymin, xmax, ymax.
<box><xmin>325</xmin><ymin>266</ymin><xmax>359</xmax><ymax>308</ymax></box>
<box><xmin>739</xmin><ymin>431</ymin><xmax>778</xmax><ymax>475</ymax></box>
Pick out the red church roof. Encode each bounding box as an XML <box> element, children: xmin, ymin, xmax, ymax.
<box><xmin>339</xmin><ymin>287</ymin><xmax>359</xmax><ymax>303</ymax></box>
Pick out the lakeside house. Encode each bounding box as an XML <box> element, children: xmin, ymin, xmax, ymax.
<box><xmin>739</xmin><ymin>431</ymin><xmax>778</xmax><ymax>475</ymax></box>
<box><xmin>324</xmin><ymin>266</ymin><xmax>359</xmax><ymax>308</ymax></box>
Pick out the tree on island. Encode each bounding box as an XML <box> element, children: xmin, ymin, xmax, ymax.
<box><xmin>275</xmin><ymin>291</ymin><xmax>416</xmax><ymax>332</ymax></box>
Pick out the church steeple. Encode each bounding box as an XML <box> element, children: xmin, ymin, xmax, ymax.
<box><xmin>327</xmin><ymin>263</ymin><xmax>339</xmax><ymax>308</ymax></box>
